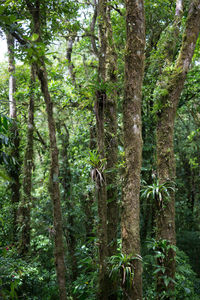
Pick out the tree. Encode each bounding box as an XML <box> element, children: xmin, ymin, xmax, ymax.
<box><xmin>95</xmin><ymin>0</ymin><xmax>109</xmax><ymax>298</ymax></box>
<box><xmin>6</xmin><ymin>32</ymin><xmax>21</xmax><ymax>242</ymax></box>
<box><xmin>19</xmin><ymin>65</ymin><xmax>35</xmax><ymax>255</ymax></box>
<box><xmin>0</xmin><ymin>1</ymin><xmax>200</xmax><ymax>299</ymax></box>
<box><xmin>155</xmin><ymin>0</ymin><xmax>200</xmax><ymax>297</ymax></box>
<box><xmin>94</xmin><ymin>1</ymin><xmax>120</xmax><ymax>298</ymax></box>
<box><xmin>122</xmin><ymin>0</ymin><xmax>145</xmax><ymax>299</ymax></box>
<box><xmin>57</xmin><ymin>120</ymin><xmax>78</xmax><ymax>286</ymax></box>
<box><xmin>105</xmin><ymin>1</ymin><xmax>119</xmax><ymax>261</ymax></box>
<box><xmin>24</xmin><ymin>1</ymin><xmax>67</xmax><ymax>298</ymax></box>
<box><xmin>104</xmin><ymin>3</ymin><xmax>119</xmax><ymax>300</ymax></box>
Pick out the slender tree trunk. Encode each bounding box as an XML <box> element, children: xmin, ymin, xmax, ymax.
<box><xmin>155</xmin><ymin>1</ymin><xmax>200</xmax><ymax>298</ymax></box>
<box><xmin>66</xmin><ymin>36</ymin><xmax>76</xmax><ymax>86</ymax></box>
<box><xmin>95</xmin><ymin>89</ymin><xmax>109</xmax><ymax>299</ymax></box>
<box><xmin>95</xmin><ymin>95</ymin><xmax>108</xmax><ymax>299</ymax></box>
<box><xmin>36</xmin><ymin>61</ymin><xmax>67</xmax><ymax>300</ymax></box>
<box><xmin>20</xmin><ymin>65</ymin><xmax>35</xmax><ymax>255</ymax></box>
<box><xmin>57</xmin><ymin>122</ymin><xmax>78</xmax><ymax>285</ymax></box>
<box><xmin>122</xmin><ymin>1</ymin><xmax>145</xmax><ymax>299</ymax></box>
<box><xmin>6</xmin><ymin>32</ymin><xmax>21</xmax><ymax>242</ymax></box>
<box><xmin>7</xmin><ymin>34</ymin><xmax>16</xmax><ymax>119</ymax></box>
<box><xmin>105</xmin><ymin>3</ymin><xmax>118</xmax><ymax>260</ymax></box>
<box><xmin>104</xmin><ymin>4</ymin><xmax>119</xmax><ymax>300</ymax></box>
<box><xmin>85</xmin><ymin>123</ymin><xmax>96</xmax><ymax>241</ymax></box>
<box><xmin>95</xmin><ymin>1</ymin><xmax>109</xmax><ymax>298</ymax></box>
<box><xmin>24</xmin><ymin>1</ymin><xmax>67</xmax><ymax>298</ymax></box>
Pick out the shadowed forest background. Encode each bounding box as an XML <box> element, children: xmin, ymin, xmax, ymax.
<box><xmin>0</xmin><ymin>0</ymin><xmax>200</xmax><ymax>299</ymax></box>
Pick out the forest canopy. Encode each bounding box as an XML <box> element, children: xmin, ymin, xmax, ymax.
<box><xmin>0</xmin><ymin>0</ymin><xmax>200</xmax><ymax>299</ymax></box>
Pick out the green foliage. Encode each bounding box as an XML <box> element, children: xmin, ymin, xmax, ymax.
<box><xmin>89</xmin><ymin>149</ymin><xmax>106</xmax><ymax>170</ymax></box>
<box><xmin>0</xmin><ymin>114</ymin><xmax>14</xmax><ymax>180</ymax></box>
<box><xmin>108</xmin><ymin>252</ymin><xmax>142</xmax><ymax>288</ymax></box>
<box><xmin>89</xmin><ymin>150</ymin><xmax>107</xmax><ymax>188</ymax></box>
<box><xmin>0</xmin><ymin>1</ymin><xmax>199</xmax><ymax>299</ymax></box>
<box><xmin>143</xmin><ymin>239</ymin><xmax>200</xmax><ymax>299</ymax></box>
<box><xmin>72</xmin><ymin>244</ymin><xmax>97</xmax><ymax>300</ymax></box>
<box><xmin>89</xmin><ymin>150</ymin><xmax>101</xmax><ymax>168</ymax></box>
<box><xmin>146</xmin><ymin>239</ymin><xmax>177</xmax><ymax>288</ymax></box>
<box><xmin>141</xmin><ymin>178</ymin><xmax>175</xmax><ymax>208</ymax></box>
<box><xmin>0</xmin><ymin>242</ymin><xmax>58</xmax><ymax>299</ymax></box>
<box><xmin>177</xmin><ymin>231</ymin><xmax>200</xmax><ymax>278</ymax></box>
<box><xmin>147</xmin><ymin>238</ymin><xmax>176</xmax><ymax>253</ymax></box>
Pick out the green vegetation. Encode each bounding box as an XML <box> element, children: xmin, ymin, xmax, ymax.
<box><xmin>0</xmin><ymin>0</ymin><xmax>200</xmax><ymax>299</ymax></box>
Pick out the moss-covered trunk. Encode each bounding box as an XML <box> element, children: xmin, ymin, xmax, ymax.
<box><xmin>155</xmin><ymin>1</ymin><xmax>200</xmax><ymax>297</ymax></box>
<box><xmin>122</xmin><ymin>1</ymin><xmax>145</xmax><ymax>299</ymax></box>
<box><xmin>6</xmin><ymin>32</ymin><xmax>21</xmax><ymax>242</ymax></box>
<box><xmin>20</xmin><ymin>65</ymin><xmax>35</xmax><ymax>255</ymax></box>
<box><xmin>58</xmin><ymin>122</ymin><xmax>78</xmax><ymax>286</ymax></box>
<box><xmin>156</xmin><ymin>108</ymin><xmax>176</xmax><ymax>297</ymax></box>
<box><xmin>104</xmin><ymin>5</ymin><xmax>119</xmax><ymax>299</ymax></box>
<box><xmin>105</xmin><ymin>4</ymin><xmax>118</xmax><ymax>260</ymax></box>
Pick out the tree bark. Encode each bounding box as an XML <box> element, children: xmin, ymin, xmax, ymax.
<box><xmin>57</xmin><ymin>122</ymin><xmax>78</xmax><ymax>286</ymax></box>
<box><xmin>155</xmin><ymin>1</ymin><xmax>200</xmax><ymax>298</ymax></box>
<box><xmin>6</xmin><ymin>32</ymin><xmax>21</xmax><ymax>242</ymax></box>
<box><xmin>104</xmin><ymin>4</ymin><xmax>119</xmax><ymax>300</ymax></box>
<box><xmin>20</xmin><ymin>65</ymin><xmax>35</xmax><ymax>255</ymax></box>
<box><xmin>25</xmin><ymin>1</ymin><xmax>67</xmax><ymax>298</ymax></box>
<box><xmin>95</xmin><ymin>84</ymin><xmax>109</xmax><ymax>298</ymax></box>
<box><xmin>66</xmin><ymin>36</ymin><xmax>76</xmax><ymax>86</ymax></box>
<box><xmin>36</xmin><ymin>61</ymin><xmax>67</xmax><ymax>300</ymax></box>
<box><xmin>95</xmin><ymin>0</ymin><xmax>109</xmax><ymax>298</ymax></box>
<box><xmin>85</xmin><ymin>123</ymin><xmax>96</xmax><ymax>241</ymax></box>
<box><xmin>122</xmin><ymin>1</ymin><xmax>145</xmax><ymax>299</ymax></box>
<box><xmin>105</xmin><ymin>2</ymin><xmax>118</xmax><ymax>260</ymax></box>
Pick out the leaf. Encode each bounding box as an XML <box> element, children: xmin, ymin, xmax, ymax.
<box><xmin>3</xmin><ymin>116</ymin><xmax>8</xmax><ymax>130</ymax></box>
<box><xmin>31</xmin><ymin>33</ymin><xmax>39</xmax><ymax>42</ymax></box>
<box><xmin>0</xmin><ymin>168</ymin><xmax>11</xmax><ymax>181</ymax></box>
<box><xmin>0</xmin><ymin>216</ymin><xmax>4</xmax><ymax>226</ymax></box>
<box><xmin>146</xmin><ymin>191</ymin><xmax>151</xmax><ymax>198</ymax></box>
<box><xmin>153</xmin><ymin>266</ymin><xmax>165</xmax><ymax>274</ymax></box>
<box><xmin>163</xmin><ymin>276</ymin><xmax>171</xmax><ymax>287</ymax></box>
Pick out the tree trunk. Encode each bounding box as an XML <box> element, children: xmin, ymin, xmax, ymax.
<box><xmin>104</xmin><ymin>4</ymin><xmax>119</xmax><ymax>300</ymax></box>
<box><xmin>105</xmin><ymin>3</ymin><xmax>118</xmax><ymax>260</ymax></box>
<box><xmin>122</xmin><ymin>1</ymin><xmax>145</xmax><ymax>299</ymax></box>
<box><xmin>36</xmin><ymin>61</ymin><xmax>67</xmax><ymax>300</ymax></box>
<box><xmin>155</xmin><ymin>1</ymin><xmax>200</xmax><ymax>298</ymax></box>
<box><xmin>66</xmin><ymin>36</ymin><xmax>76</xmax><ymax>86</ymax></box>
<box><xmin>57</xmin><ymin>122</ymin><xmax>78</xmax><ymax>285</ymax></box>
<box><xmin>24</xmin><ymin>1</ymin><xmax>67</xmax><ymax>298</ymax></box>
<box><xmin>85</xmin><ymin>123</ymin><xmax>96</xmax><ymax>241</ymax></box>
<box><xmin>6</xmin><ymin>32</ymin><xmax>21</xmax><ymax>242</ymax></box>
<box><xmin>95</xmin><ymin>89</ymin><xmax>109</xmax><ymax>299</ymax></box>
<box><xmin>95</xmin><ymin>0</ymin><xmax>109</xmax><ymax>298</ymax></box>
<box><xmin>20</xmin><ymin>65</ymin><xmax>35</xmax><ymax>255</ymax></box>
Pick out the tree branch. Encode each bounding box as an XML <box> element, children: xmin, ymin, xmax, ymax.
<box><xmin>66</xmin><ymin>36</ymin><xmax>76</xmax><ymax>86</ymax></box>
<box><xmin>34</xmin><ymin>127</ymin><xmax>48</xmax><ymax>149</ymax></box>
<box><xmin>110</xmin><ymin>4</ymin><xmax>124</xmax><ymax>16</ymax></box>
<box><xmin>90</xmin><ymin>0</ymin><xmax>99</xmax><ymax>57</ymax></box>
